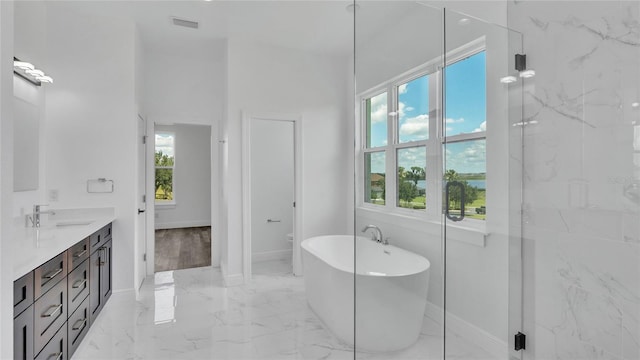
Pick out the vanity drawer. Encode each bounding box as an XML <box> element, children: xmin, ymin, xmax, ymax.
<box><xmin>34</xmin><ymin>322</ymin><xmax>67</xmax><ymax>360</ymax></box>
<box><xmin>67</xmin><ymin>238</ymin><xmax>90</xmax><ymax>272</ymax></box>
<box><xmin>67</xmin><ymin>258</ymin><xmax>89</xmax><ymax>315</ymax></box>
<box><xmin>14</xmin><ymin>271</ymin><xmax>34</xmax><ymax>318</ymax></box>
<box><xmin>102</xmin><ymin>223</ymin><xmax>112</xmax><ymax>241</ymax></box>
<box><xmin>67</xmin><ymin>297</ymin><xmax>90</xmax><ymax>358</ymax></box>
<box><xmin>34</xmin><ymin>278</ymin><xmax>67</xmax><ymax>355</ymax></box>
<box><xmin>34</xmin><ymin>252</ymin><xmax>67</xmax><ymax>300</ymax></box>
<box><xmin>13</xmin><ymin>304</ymin><xmax>34</xmax><ymax>360</ymax></box>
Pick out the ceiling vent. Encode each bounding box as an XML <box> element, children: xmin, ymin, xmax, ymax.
<box><xmin>172</xmin><ymin>17</ymin><xmax>199</xmax><ymax>29</ymax></box>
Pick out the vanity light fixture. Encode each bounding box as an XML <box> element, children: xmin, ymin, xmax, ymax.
<box><xmin>519</xmin><ymin>69</ymin><xmax>536</xmax><ymax>78</ymax></box>
<box><xmin>13</xmin><ymin>57</ymin><xmax>53</xmax><ymax>86</ymax></box>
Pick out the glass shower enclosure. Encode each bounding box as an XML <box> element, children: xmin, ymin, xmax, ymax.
<box><xmin>353</xmin><ymin>2</ymin><xmax>524</xmax><ymax>358</ymax></box>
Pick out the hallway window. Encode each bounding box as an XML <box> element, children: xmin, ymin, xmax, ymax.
<box><xmin>155</xmin><ymin>131</ymin><xmax>175</xmax><ymax>204</ymax></box>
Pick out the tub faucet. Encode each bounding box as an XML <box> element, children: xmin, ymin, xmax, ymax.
<box><xmin>362</xmin><ymin>225</ymin><xmax>388</xmax><ymax>245</ymax></box>
<box><xmin>26</xmin><ymin>204</ymin><xmax>55</xmax><ymax>228</ymax></box>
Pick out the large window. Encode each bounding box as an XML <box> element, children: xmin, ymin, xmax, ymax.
<box><xmin>360</xmin><ymin>49</ymin><xmax>486</xmax><ymax>223</ymax></box>
<box><xmin>155</xmin><ymin>131</ymin><xmax>175</xmax><ymax>204</ymax></box>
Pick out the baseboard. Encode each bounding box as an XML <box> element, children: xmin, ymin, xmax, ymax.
<box><xmin>155</xmin><ymin>220</ymin><xmax>211</xmax><ymax>230</ymax></box>
<box><xmin>424</xmin><ymin>302</ymin><xmax>507</xmax><ymax>359</ymax></box>
<box><xmin>252</xmin><ymin>249</ymin><xmax>292</xmax><ymax>263</ymax></box>
<box><xmin>221</xmin><ymin>266</ymin><xmax>244</xmax><ymax>287</ymax></box>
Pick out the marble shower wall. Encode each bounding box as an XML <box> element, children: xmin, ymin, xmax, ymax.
<box><xmin>508</xmin><ymin>1</ymin><xmax>640</xmax><ymax>359</ymax></box>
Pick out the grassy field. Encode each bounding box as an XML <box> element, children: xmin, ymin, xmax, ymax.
<box><xmin>367</xmin><ymin>190</ymin><xmax>485</xmax><ymax>220</ymax></box>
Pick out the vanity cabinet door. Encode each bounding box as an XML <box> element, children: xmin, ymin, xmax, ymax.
<box><xmin>89</xmin><ymin>239</ymin><xmax>112</xmax><ymax>324</ymax></box>
<box><xmin>100</xmin><ymin>240</ymin><xmax>113</xmax><ymax>303</ymax></box>
<box><xmin>89</xmin><ymin>249</ymin><xmax>102</xmax><ymax>324</ymax></box>
<box><xmin>13</xmin><ymin>304</ymin><xmax>34</xmax><ymax>360</ymax></box>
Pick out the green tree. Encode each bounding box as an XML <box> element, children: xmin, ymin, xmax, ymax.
<box><xmin>155</xmin><ymin>151</ymin><xmax>174</xmax><ymax>200</ymax></box>
<box><xmin>398</xmin><ymin>167</ymin><xmax>418</xmax><ymax>205</ymax></box>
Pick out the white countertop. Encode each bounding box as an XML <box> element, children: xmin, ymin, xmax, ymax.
<box><xmin>12</xmin><ymin>207</ymin><xmax>116</xmax><ymax>281</ymax></box>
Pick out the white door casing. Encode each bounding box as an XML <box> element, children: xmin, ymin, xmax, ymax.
<box><xmin>136</xmin><ymin>114</ymin><xmax>148</xmax><ymax>292</ymax></box>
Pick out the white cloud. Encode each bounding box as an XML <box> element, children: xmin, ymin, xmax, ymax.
<box><xmin>473</xmin><ymin>121</ymin><xmax>487</xmax><ymax>133</ymax></box>
<box><xmin>445</xmin><ymin>140</ymin><xmax>486</xmax><ymax>174</ymax></box>
<box><xmin>155</xmin><ymin>134</ymin><xmax>175</xmax><ymax>157</ymax></box>
<box><xmin>446</xmin><ymin>118</ymin><xmax>465</xmax><ymax>124</ymax></box>
<box><xmin>399</xmin><ymin>114</ymin><xmax>429</xmax><ymax>139</ymax></box>
<box><xmin>370</xmin><ymin>93</ymin><xmax>387</xmax><ymax>124</ymax></box>
<box><xmin>399</xmin><ymin>83</ymin><xmax>408</xmax><ymax>94</ymax></box>
<box><xmin>405</xmin><ymin>106</ymin><xmax>415</xmax><ymax>112</ymax></box>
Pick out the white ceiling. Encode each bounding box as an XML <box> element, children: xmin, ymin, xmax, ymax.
<box><xmin>52</xmin><ymin>1</ymin><xmax>419</xmax><ymax>56</ymax></box>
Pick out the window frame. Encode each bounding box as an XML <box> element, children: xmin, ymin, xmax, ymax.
<box><xmin>357</xmin><ymin>39</ymin><xmax>487</xmax><ymax>227</ymax></box>
<box><xmin>154</xmin><ymin>130</ymin><xmax>176</xmax><ymax>206</ymax></box>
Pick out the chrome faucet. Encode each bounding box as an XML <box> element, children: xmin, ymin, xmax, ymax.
<box><xmin>26</xmin><ymin>204</ymin><xmax>55</xmax><ymax>228</ymax></box>
<box><xmin>361</xmin><ymin>225</ymin><xmax>388</xmax><ymax>245</ymax></box>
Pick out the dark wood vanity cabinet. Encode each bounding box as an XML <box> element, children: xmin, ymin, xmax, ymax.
<box><xmin>13</xmin><ymin>222</ymin><xmax>113</xmax><ymax>360</ymax></box>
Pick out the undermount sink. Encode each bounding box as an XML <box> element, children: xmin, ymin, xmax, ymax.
<box><xmin>55</xmin><ymin>220</ymin><xmax>94</xmax><ymax>227</ymax></box>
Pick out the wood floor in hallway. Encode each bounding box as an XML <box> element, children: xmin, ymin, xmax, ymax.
<box><xmin>155</xmin><ymin>226</ymin><xmax>211</xmax><ymax>272</ymax></box>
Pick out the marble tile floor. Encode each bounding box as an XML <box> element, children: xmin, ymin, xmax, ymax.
<box><xmin>73</xmin><ymin>261</ymin><xmax>494</xmax><ymax>359</ymax></box>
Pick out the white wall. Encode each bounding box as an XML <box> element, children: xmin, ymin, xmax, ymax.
<box><xmin>508</xmin><ymin>1</ymin><xmax>640</xmax><ymax>359</ymax></box>
<box><xmin>250</xmin><ymin>119</ymin><xmax>294</xmax><ymax>258</ymax></box>
<box><xmin>143</xmin><ymin>41</ymin><xmax>224</xmax><ymax>268</ymax></box>
<box><xmin>43</xmin><ymin>3</ymin><xmax>137</xmax><ymax>292</ymax></box>
<box><xmin>223</xmin><ymin>39</ymin><xmax>351</xmax><ymax>281</ymax></box>
<box><xmin>155</xmin><ymin>124</ymin><xmax>212</xmax><ymax>230</ymax></box>
<box><xmin>0</xmin><ymin>2</ymin><xmax>14</xmax><ymax>357</ymax></box>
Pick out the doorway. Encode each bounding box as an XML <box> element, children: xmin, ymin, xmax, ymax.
<box><xmin>151</xmin><ymin>123</ymin><xmax>213</xmax><ymax>272</ymax></box>
<box><xmin>242</xmin><ymin>113</ymin><xmax>302</xmax><ymax>280</ymax></box>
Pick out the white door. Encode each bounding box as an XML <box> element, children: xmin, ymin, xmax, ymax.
<box><xmin>136</xmin><ymin>114</ymin><xmax>147</xmax><ymax>290</ymax></box>
<box><xmin>250</xmin><ymin>119</ymin><xmax>295</xmax><ymax>269</ymax></box>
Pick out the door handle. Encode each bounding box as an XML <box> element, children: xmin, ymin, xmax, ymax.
<box><xmin>72</xmin><ymin>318</ymin><xmax>87</xmax><ymax>331</ymax></box>
<box><xmin>445</xmin><ymin>181</ymin><xmax>465</xmax><ymax>222</ymax></box>
<box><xmin>138</xmin><ymin>209</ymin><xmax>145</xmax><ymax>214</ymax></box>
<box><xmin>267</xmin><ymin>219</ymin><xmax>281</xmax><ymax>223</ymax></box>
<box><xmin>73</xmin><ymin>249</ymin><xmax>87</xmax><ymax>259</ymax></box>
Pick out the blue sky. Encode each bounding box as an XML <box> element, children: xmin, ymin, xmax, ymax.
<box><xmin>368</xmin><ymin>51</ymin><xmax>486</xmax><ymax>175</ymax></box>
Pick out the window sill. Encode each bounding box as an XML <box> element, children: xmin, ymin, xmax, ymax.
<box><xmin>356</xmin><ymin>206</ymin><xmax>487</xmax><ymax>247</ymax></box>
<box><xmin>155</xmin><ymin>202</ymin><xmax>176</xmax><ymax>209</ymax></box>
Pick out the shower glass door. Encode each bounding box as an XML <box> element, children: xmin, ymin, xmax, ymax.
<box><xmin>353</xmin><ymin>2</ymin><xmax>523</xmax><ymax>359</ymax></box>
<box><xmin>354</xmin><ymin>2</ymin><xmax>445</xmax><ymax>358</ymax></box>
<box><xmin>443</xmin><ymin>9</ymin><xmax>523</xmax><ymax>360</ymax></box>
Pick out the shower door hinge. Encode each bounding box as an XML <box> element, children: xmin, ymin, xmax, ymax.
<box><xmin>143</xmin><ymin>253</ymin><xmax>147</xmax><ymax>262</ymax></box>
<box><xmin>515</xmin><ymin>332</ymin><xmax>526</xmax><ymax>351</ymax></box>
<box><xmin>293</xmin><ymin>202</ymin><xmax>296</xmax><ymax>208</ymax></box>
<box><xmin>142</xmin><ymin>135</ymin><xmax>147</xmax><ymax>144</ymax></box>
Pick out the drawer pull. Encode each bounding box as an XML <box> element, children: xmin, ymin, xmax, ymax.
<box><xmin>42</xmin><ymin>304</ymin><xmax>62</xmax><ymax>318</ymax></box>
<box><xmin>73</xmin><ymin>249</ymin><xmax>87</xmax><ymax>258</ymax></box>
<box><xmin>42</xmin><ymin>268</ymin><xmax>63</xmax><ymax>280</ymax></box>
<box><xmin>99</xmin><ymin>247</ymin><xmax>106</xmax><ymax>265</ymax></box>
<box><xmin>47</xmin><ymin>352</ymin><xmax>63</xmax><ymax>360</ymax></box>
<box><xmin>72</xmin><ymin>318</ymin><xmax>87</xmax><ymax>331</ymax></box>
<box><xmin>72</xmin><ymin>279</ymin><xmax>87</xmax><ymax>289</ymax></box>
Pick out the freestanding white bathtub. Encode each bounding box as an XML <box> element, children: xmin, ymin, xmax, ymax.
<box><xmin>301</xmin><ymin>235</ymin><xmax>430</xmax><ymax>352</ymax></box>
